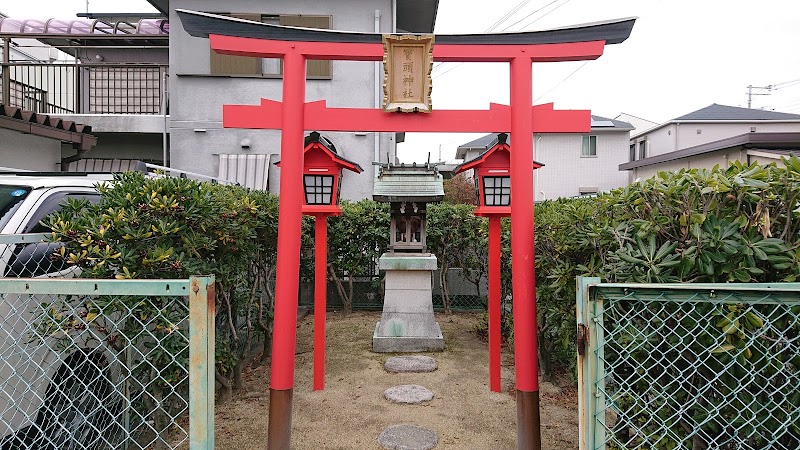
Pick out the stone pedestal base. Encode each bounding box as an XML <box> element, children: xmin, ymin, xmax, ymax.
<box><xmin>372</xmin><ymin>253</ymin><xmax>445</xmax><ymax>353</ymax></box>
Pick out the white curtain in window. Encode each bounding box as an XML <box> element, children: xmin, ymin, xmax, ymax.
<box><xmin>218</xmin><ymin>154</ymin><xmax>271</xmax><ymax>190</ymax></box>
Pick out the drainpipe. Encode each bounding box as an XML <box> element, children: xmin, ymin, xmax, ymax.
<box><xmin>391</xmin><ymin>0</ymin><xmax>396</xmax><ymax>32</ymax></box>
<box><xmin>374</xmin><ymin>9</ymin><xmax>381</xmax><ymax>164</ymax></box>
<box><xmin>162</xmin><ymin>71</ymin><xmax>169</xmax><ymax>166</ymax></box>
<box><xmin>2</xmin><ymin>38</ymin><xmax>10</xmax><ymax>105</ymax></box>
<box><xmin>390</xmin><ymin>0</ymin><xmax>397</xmax><ymax>162</ymax></box>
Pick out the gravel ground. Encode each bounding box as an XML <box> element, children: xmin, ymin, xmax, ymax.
<box><xmin>210</xmin><ymin>311</ymin><xmax>579</xmax><ymax>449</ymax></box>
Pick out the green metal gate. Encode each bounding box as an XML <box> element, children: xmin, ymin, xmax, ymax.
<box><xmin>0</xmin><ymin>271</ymin><xmax>214</xmax><ymax>449</ymax></box>
<box><xmin>577</xmin><ymin>277</ymin><xmax>800</xmax><ymax>450</ymax></box>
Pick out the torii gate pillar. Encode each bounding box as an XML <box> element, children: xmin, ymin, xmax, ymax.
<box><xmin>510</xmin><ymin>55</ymin><xmax>539</xmax><ymax>446</ymax></box>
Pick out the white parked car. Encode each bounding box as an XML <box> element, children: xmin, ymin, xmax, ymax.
<box><xmin>1</xmin><ymin>167</ymin><xmax>231</xmax><ymax>449</ymax></box>
<box><xmin>0</xmin><ymin>172</ymin><xmax>125</xmax><ymax>449</ymax></box>
<box><xmin>0</xmin><ymin>173</ymin><xmax>110</xmax><ymax>274</ymax></box>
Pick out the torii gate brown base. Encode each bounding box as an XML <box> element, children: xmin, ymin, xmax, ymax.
<box><xmin>178</xmin><ymin>10</ymin><xmax>634</xmax><ymax>449</ymax></box>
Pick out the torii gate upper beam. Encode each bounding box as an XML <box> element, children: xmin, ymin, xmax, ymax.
<box><xmin>209</xmin><ymin>34</ymin><xmax>606</xmax><ymax>62</ymax></box>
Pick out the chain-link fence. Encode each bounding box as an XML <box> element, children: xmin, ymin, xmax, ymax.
<box><xmin>0</xmin><ymin>233</ymin><xmax>71</xmax><ymax>278</ymax></box>
<box><xmin>577</xmin><ymin>277</ymin><xmax>800</xmax><ymax>450</ymax></box>
<box><xmin>0</xmin><ymin>234</ymin><xmax>214</xmax><ymax>450</ymax></box>
<box><xmin>298</xmin><ymin>269</ymin><xmax>487</xmax><ymax>311</ymax></box>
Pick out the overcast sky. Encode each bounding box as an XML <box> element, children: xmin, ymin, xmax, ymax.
<box><xmin>3</xmin><ymin>0</ymin><xmax>799</xmax><ymax>162</ymax></box>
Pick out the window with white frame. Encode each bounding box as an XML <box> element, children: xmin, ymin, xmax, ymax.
<box><xmin>629</xmin><ymin>143</ymin><xmax>636</xmax><ymax>161</ymax></box>
<box><xmin>581</xmin><ymin>135</ymin><xmax>597</xmax><ymax>157</ymax></box>
<box><xmin>638</xmin><ymin>140</ymin><xmax>647</xmax><ymax>159</ymax></box>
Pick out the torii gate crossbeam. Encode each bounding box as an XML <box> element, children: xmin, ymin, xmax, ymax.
<box><xmin>177</xmin><ymin>9</ymin><xmax>635</xmax><ymax>449</ymax></box>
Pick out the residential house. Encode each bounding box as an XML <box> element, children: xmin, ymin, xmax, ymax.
<box><xmin>159</xmin><ymin>0</ymin><xmax>437</xmax><ymax>199</ymax></box>
<box><xmin>621</xmin><ymin>104</ymin><xmax>800</xmax><ymax>180</ymax></box>
<box><xmin>0</xmin><ymin>14</ymin><xmax>170</xmax><ymax>169</ymax></box>
<box><xmin>455</xmin><ymin>115</ymin><xmax>634</xmax><ymax>201</ymax></box>
<box><xmin>614</xmin><ymin>112</ymin><xmax>657</xmax><ymax>135</ymax></box>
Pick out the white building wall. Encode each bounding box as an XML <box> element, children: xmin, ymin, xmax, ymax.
<box><xmin>615</xmin><ymin>113</ymin><xmax>657</xmax><ymax>134</ymax></box>
<box><xmin>0</xmin><ymin>128</ymin><xmax>61</xmax><ymax>171</ymax></box>
<box><xmin>675</xmin><ymin>122</ymin><xmax>800</xmax><ymax>149</ymax></box>
<box><xmin>462</xmin><ymin>130</ymin><xmax>631</xmax><ymax>201</ymax></box>
<box><xmin>535</xmin><ymin>130</ymin><xmax>630</xmax><ymax>200</ymax></box>
<box><xmin>632</xmin><ymin>124</ymin><xmax>675</xmax><ymax>158</ymax></box>
<box><xmin>632</xmin><ymin>121</ymin><xmax>800</xmax><ymax>158</ymax></box>
<box><xmin>631</xmin><ymin>147</ymin><xmax>747</xmax><ymax>181</ymax></box>
<box><xmin>169</xmin><ymin>0</ymin><xmax>395</xmax><ymax>200</ymax></box>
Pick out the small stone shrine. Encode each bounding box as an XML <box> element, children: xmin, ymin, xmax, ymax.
<box><xmin>372</xmin><ymin>162</ymin><xmax>445</xmax><ymax>352</ymax></box>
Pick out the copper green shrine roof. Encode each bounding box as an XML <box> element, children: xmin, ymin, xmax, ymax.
<box><xmin>373</xmin><ymin>163</ymin><xmax>444</xmax><ymax>203</ymax></box>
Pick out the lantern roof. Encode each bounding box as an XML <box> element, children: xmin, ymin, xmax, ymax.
<box><xmin>373</xmin><ymin>163</ymin><xmax>444</xmax><ymax>203</ymax></box>
<box><xmin>275</xmin><ymin>131</ymin><xmax>363</xmax><ymax>173</ymax></box>
<box><xmin>453</xmin><ymin>133</ymin><xmax>543</xmax><ymax>174</ymax></box>
<box><xmin>177</xmin><ymin>9</ymin><xmax>635</xmax><ymax>46</ymax></box>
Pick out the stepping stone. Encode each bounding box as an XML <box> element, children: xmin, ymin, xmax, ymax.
<box><xmin>384</xmin><ymin>355</ymin><xmax>437</xmax><ymax>373</ymax></box>
<box><xmin>384</xmin><ymin>385</ymin><xmax>434</xmax><ymax>404</ymax></box>
<box><xmin>378</xmin><ymin>424</ymin><xmax>438</xmax><ymax>450</ymax></box>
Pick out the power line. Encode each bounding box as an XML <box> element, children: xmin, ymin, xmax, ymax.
<box><xmin>746</xmin><ymin>84</ymin><xmax>772</xmax><ymax>109</ymax></box>
<box><xmin>433</xmin><ymin>0</ymin><xmax>533</xmax><ymax>73</ymax></box>
<box><xmin>772</xmin><ymin>78</ymin><xmax>800</xmax><ymax>90</ymax></box>
<box><xmin>515</xmin><ymin>0</ymin><xmax>574</xmax><ymax>30</ymax></box>
<box><xmin>533</xmin><ymin>61</ymin><xmax>589</xmax><ymax>103</ymax></box>
<box><xmin>500</xmin><ymin>0</ymin><xmax>561</xmax><ymax>31</ymax></box>
<box><xmin>486</xmin><ymin>0</ymin><xmax>535</xmax><ymax>32</ymax></box>
<box><xmin>769</xmin><ymin>100</ymin><xmax>800</xmax><ymax>111</ymax></box>
<box><xmin>745</xmin><ymin>78</ymin><xmax>800</xmax><ymax>108</ymax></box>
<box><xmin>433</xmin><ymin>0</ymin><xmax>576</xmax><ymax>80</ymax></box>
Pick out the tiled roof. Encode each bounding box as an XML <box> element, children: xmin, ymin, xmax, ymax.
<box><xmin>672</xmin><ymin>104</ymin><xmax>800</xmax><ymax>121</ymax></box>
<box><xmin>0</xmin><ymin>105</ymin><xmax>97</xmax><ymax>151</ymax></box>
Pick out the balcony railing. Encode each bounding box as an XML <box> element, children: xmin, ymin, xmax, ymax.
<box><xmin>0</xmin><ymin>62</ymin><xmax>168</xmax><ymax>115</ymax></box>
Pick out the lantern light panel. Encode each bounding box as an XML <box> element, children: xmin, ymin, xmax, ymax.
<box><xmin>304</xmin><ymin>174</ymin><xmax>335</xmax><ymax>205</ymax></box>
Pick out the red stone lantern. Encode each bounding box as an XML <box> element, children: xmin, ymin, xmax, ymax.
<box><xmin>454</xmin><ymin>132</ymin><xmax>542</xmax><ymax>394</ymax></box>
<box><xmin>276</xmin><ymin>131</ymin><xmax>362</xmax><ymax>391</ymax></box>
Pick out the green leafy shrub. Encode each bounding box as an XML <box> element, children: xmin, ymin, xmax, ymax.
<box><xmin>530</xmin><ymin>157</ymin><xmax>800</xmax><ymax>377</ymax></box>
<box><xmin>320</xmin><ymin>200</ymin><xmax>390</xmax><ymax>313</ymax></box>
<box><xmin>427</xmin><ymin>203</ymin><xmax>488</xmax><ymax>313</ymax></box>
<box><xmin>45</xmin><ymin>172</ymin><xmax>280</xmax><ymax>402</ymax></box>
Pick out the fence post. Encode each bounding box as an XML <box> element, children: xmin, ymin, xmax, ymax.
<box><xmin>576</xmin><ymin>276</ymin><xmax>601</xmax><ymax>450</ymax></box>
<box><xmin>189</xmin><ymin>275</ymin><xmax>215</xmax><ymax>449</ymax></box>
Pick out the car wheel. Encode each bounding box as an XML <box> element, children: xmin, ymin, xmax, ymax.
<box><xmin>35</xmin><ymin>350</ymin><xmax>124</xmax><ymax>450</ymax></box>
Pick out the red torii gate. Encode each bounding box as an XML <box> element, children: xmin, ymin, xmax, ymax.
<box><xmin>178</xmin><ymin>10</ymin><xmax>634</xmax><ymax>449</ymax></box>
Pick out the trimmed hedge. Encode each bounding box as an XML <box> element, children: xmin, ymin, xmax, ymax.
<box><xmin>46</xmin><ymin>172</ymin><xmax>280</xmax><ymax>399</ymax></box>
<box><xmin>532</xmin><ymin>157</ymin><xmax>800</xmax><ymax>376</ymax></box>
<box><xmin>44</xmin><ymin>155</ymin><xmax>800</xmax><ymax>393</ymax></box>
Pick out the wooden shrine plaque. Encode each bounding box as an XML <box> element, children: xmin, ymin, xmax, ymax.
<box><xmin>382</xmin><ymin>34</ymin><xmax>434</xmax><ymax>113</ymax></box>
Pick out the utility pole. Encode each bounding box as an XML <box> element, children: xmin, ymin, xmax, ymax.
<box><xmin>746</xmin><ymin>84</ymin><xmax>772</xmax><ymax>108</ymax></box>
